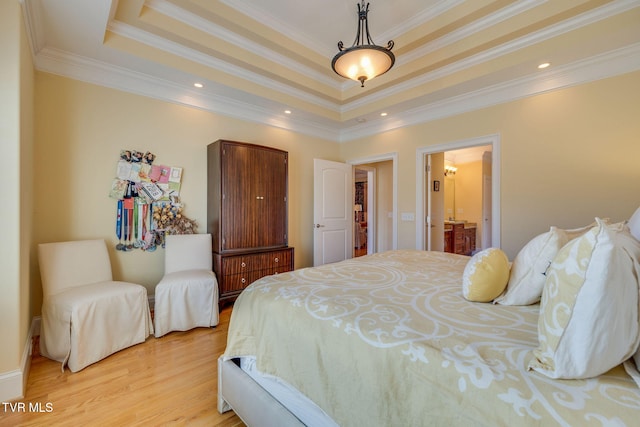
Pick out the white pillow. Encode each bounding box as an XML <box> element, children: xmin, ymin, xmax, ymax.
<box><xmin>629</xmin><ymin>206</ymin><xmax>640</xmax><ymax>241</ymax></box>
<box><xmin>494</xmin><ymin>223</ymin><xmax>595</xmax><ymax>306</ymax></box>
<box><xmin>624</xmin><ymin>206</ymin><xmax>640</xmax><ymax>386</ymax></box>
<box><xmin>528</xmin><ymin>218</ymin><xmax>640</xmax><ymax>379</ymax></box>
<box><xmin>462</xmin><ymin>248</ymin><xmax>510</xmax><ymax>303</ymax></box>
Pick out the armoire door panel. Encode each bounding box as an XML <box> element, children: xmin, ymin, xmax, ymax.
<box><xmin>223</xmin><ymin>144</ymin><xmax>257</xmax><ymax>251</ymax></box>
<box><xmin>257</xmin><ymin>149</ymin><xmax>288</xmax><ymax>248</ymax></box>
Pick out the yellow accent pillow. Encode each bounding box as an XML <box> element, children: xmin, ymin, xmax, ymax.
<box><xmin>529</xmin><ymin>218</ymin><xmax>640</xmax><ymax>379</ymax></box>
<box><xmin>462</xmin><ymin>248</ymin><xmax>510</xmax><ymax>302</ymax></box>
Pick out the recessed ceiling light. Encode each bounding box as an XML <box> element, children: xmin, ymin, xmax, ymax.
<box><xmin>193</xmin><ymin>82</ymin><xmax>204</xmax><ymax>88</ymax></box>
<box><xmin>538</xmin><ymin>62</ymin><xmax>550</xmax><ymax>69</ymax></box>
<box><xmin>380</xmin><ymin>112</ymin><xmax>388</xmax><ymax>117</ymax></box>
<box><xmin>284</xmin><ymin>110</ymin><xmax>291</xmax><ymax>114</ymax></box>
<box><xmin>356</xmin><ymin>117</ymin><xmax>367</xmax><ymax>123</ymax></box>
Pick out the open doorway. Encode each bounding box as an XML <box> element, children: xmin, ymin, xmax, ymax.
<box><xmin>351</xmin><ymin>157</ymin><xmax>396</xmax><ymax>257</ymax></box>
<box><xmin>416</xmin><ymin>135</ymin><xmax>501</xmax><ymax>252</ymax></box>
<box><xmin>313</xmin><ymin>154</ymin><xmax>397</xmax><ymax>266</ymax></box>
<box><xmin>438</xmin><ymin>145</ymin><xmax>492</xmax><ymax>255</ymax></box>
<box><xmin>354</xmin><ymin>168</ymin><xmax>370</xmax><ymax>257</ymax></box>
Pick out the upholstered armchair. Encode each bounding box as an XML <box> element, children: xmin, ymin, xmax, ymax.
<box><xmin>153</xmin><ymin>234</ymin><xmax>219</xmax><ymax>338</ymax></box>
<box><xmin>38</xmin><ymin>239</ymin><xmax>153</xmax><ymax>372</ymax></box>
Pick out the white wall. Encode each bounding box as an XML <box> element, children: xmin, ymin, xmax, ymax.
<box><xmin>0</xmin><ymin>0</ymin><xmax>35</xmax><ymax>402</ymax></box>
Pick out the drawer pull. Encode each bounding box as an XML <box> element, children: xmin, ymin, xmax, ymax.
<box><xmin>241</xmin><ymin>262</ymin><xmax>246</xmax><ymax>268</ymax></box>
<box><xmin>274</xmin><ymin>257</ymin><xmax>279</xmax><ymax>263</ymax></box>
<box><xmin>241</xmin><ymin>278</ymin><xmax>246</xmax><ymax>284</ymax></box>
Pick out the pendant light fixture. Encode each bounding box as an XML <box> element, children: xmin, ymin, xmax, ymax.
<box><xmin>331</xmin><ymin>1</ymin><xmax>395</xmax><ymax>87</ymax></box>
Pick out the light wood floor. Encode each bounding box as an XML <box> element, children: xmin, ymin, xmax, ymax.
<box><xmin>354</xmin><ymin>246</ymin><xmax>367</xmax><ymax>257</ymax></box>
<box><xmin>3</xmin><ymin>307</ymin><xmax>245</xmax><ymax>427</ymax></box>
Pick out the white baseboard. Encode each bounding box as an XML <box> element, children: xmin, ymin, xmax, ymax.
<box><xmin>32</xmin><ymin>316</ymin><xmax>41</xmax><ymax>337</ymax></box>
<box><xmin>0</xmin><ymin>370</ymin><xmax>23</xmax><ymax>403</ymax></box>
<box><xmin>0</xmin><ymin>296</ymin><xmax>153</xmax><ymax>402</ymax></box>
<box><xmin>0</xmin><ymin>317</ymin><xmax>38</xmax><ymax>402</ymax></box>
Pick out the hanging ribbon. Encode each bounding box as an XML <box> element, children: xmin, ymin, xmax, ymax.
<box><xmin>127</xmin><ymin>206</ymin><xmax>133</xmax><ymax>248</ymax></box>
<box><xmin>116</xmin><ymin>200</ymin><xmax>123</xmax><ymax>241</ymax></box>
<box><xmin>138</xmin><ymin>202</ymin><xmax>144</xmax><ymax>245</ymax></box>
<box><xmin>133</xmin><ymin>201</ymin><xmax>139</xmax><ymax>246</ymax></box>
<box><xmin>141</xmin><ymin>203</ymin><xmax>148</xmax><ymax>244</ymax></box>
<box><xmin>116</xmin><ymin>199</ymin><xmax>124</xmax><ymax>250</ymax></box>
<box><xmin>123</xmin><ymin>204</ymin><xmax>129</xmax><ymax>249</ymax></box>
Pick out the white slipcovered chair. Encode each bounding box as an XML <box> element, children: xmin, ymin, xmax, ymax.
<box><xmin>153</xmin><ymin>233</ymin><xmax>219</xmax><ymax>338</ymax></box>
<box><xmin>38</xmin><ymin>239</ymin><xmax>153</xmax><ymax>372</ymax></box>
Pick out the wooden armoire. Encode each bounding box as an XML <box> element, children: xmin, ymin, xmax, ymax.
<box><xmin>207</xmin><ymin>140</ymin><xmax>294</xmax><ymax>305</ymax></box>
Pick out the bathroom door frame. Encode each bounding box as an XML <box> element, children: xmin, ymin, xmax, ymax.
<box><xmin>416</xmin><ymin>134</ymin><xmax>501</xmax><ymax>251</ymax></box>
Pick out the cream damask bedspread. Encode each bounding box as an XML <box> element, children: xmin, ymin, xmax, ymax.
<box><xmin>223</xmin><ymin>250</ymin><xmax>640</xmax><ymax>427</ymax></box>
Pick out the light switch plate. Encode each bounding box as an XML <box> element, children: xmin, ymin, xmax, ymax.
<box><xmin>401</xmin><ymin>212</ymin><xmax>415</xmax><ymax>221</ymax></box>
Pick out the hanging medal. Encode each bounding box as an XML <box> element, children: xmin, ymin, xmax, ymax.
<box><xmin>133</xmin><ymin>202</ymin><xmax>140</xmax><ymax>248</ymax></box>
<box><xmin>116</xmin><ymin>199</ymin><xmax>124</xmax><ymax>251</ymax></box>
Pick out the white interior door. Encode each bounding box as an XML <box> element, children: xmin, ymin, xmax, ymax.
<box><xmin>426</xmin><ymin>155</ymin><xmax>433</xmax><ymax>250</ymax></box>
<box><xmin>365</xmin><ymin>168</ymin><xmax>376</xmax><ymax>254</ymax></box>
<box><xmin>482</xmin><ymin>174</ymin><xmax>492</xmax><ymax>249</ymax></box>
<box><xmin>427</xmin><ymin>153</ymin><xmax>445</xmax><ymax>251</ymax></box>
<box><xmin>314</xmin><ymin>159</ymin><xmax>353</xmax><ymax>266</ymax></box>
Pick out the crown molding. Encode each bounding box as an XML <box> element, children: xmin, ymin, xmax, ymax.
<box><xmin>19</xmin><ymin>0</ymin><xmax>45</xmax><ymax>55</ymax></box>
<box><xmin>339</xmin><ymin>42</ymin><xmax>640</xmax><ymax>142</ymax></box>
<box><xmin>34</xmin><ymin>46</ymin><xmax>342</xmax><ymax>141</ymax></box>
<box><xmin>219</xmin><ymin>0</ymin><xmax>464</xmax><ymax>59</ymax></box>
<box><xmin>107</xmin><ymin>21</ymin><xmax>342</xmax><ymax>113</ymax></box>
<box><xmin>389</xmin><ymin>0</ymin><xmax>546</xmax><ymax>66</ymax></box>
<box><xmin>394</xmin><ymin>0</ymin><xmax>637</xmax><ymax>68</ymax></box>
<box><xmin>377</xmin><ymin>0</ymin><xmax>466</xmax><ymax>43</ymax></box>
<box><xmin>24</xmin><ymin>0</ymin><xmax>640</xmax><ymax>143</ymax></box>
<box><xmin>342</xmin><ymin>0</ymin><xmax>639</xmax><ymax>112</ymax></box>
<box><xmin>144</xmin><ymin>0</ymin><xmax>338</xmax><ymax>88</ymax></box>
<box><xmin>33</xmin><ymin>41</ymin><xmax>640</xmax><ymax>143</ymax></box>
<box><xmin>219</xmin><ymin>0</ymin><xmax>338</xmax><ymax>58</ymax></box>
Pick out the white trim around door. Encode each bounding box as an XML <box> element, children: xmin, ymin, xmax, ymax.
<box><xmin>348</xmin><ymin>152</ymin><xmax>399</xmax><ymax>251</ymax></box>
<box><xmin>416</xmin><ymin>134</ymin><xmax>501</xmax><ymax>251</ymax></box>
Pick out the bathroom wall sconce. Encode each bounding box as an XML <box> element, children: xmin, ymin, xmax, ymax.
<box><xmin>444</xmin><ymin>165</ymin><xmax>457</xmax><ymax>176</ymax></box>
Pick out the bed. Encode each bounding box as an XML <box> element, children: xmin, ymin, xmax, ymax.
<box><xmin>218</xmin><ymin>248</ymin><xmax>640</xmax><ymax>426</ymax></box>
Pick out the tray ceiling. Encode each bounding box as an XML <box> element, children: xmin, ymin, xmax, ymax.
<box><xmin>22</xmin><ymin>0</ymin><xmax>640</xmax><ymax>141</ymax></box>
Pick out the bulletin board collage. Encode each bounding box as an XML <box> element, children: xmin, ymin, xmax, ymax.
<box><xmin>109</xmin><ymin>149</ymin><xmax>196</xmax><ymax>252</ymax></box>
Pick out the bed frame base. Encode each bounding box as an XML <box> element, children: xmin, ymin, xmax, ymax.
<box><xmin>217</xmin><ymin>357</ymin><xmax>305</xmax><ymax>427</ymax></box>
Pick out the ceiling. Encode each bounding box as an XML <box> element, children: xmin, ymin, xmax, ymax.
<box><xmin>21</xmin><ymin>0</ymin><xmax>640</xmax><ymax>142</ymax></box>
<box><xmin>445</xmin><ymin>144</ymin><xmax>492</xmax><ymax>165</ymax></box>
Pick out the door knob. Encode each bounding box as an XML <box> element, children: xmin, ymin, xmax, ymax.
<box><xmin>314</xmin><ymin>224</ymin><xmax>325</xmax><ymax>228</ymax></box>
